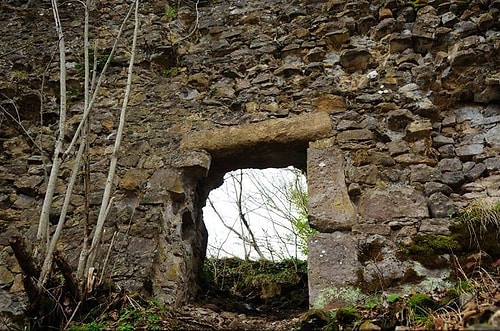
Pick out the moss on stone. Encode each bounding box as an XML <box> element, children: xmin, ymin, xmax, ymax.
<box><xmin>397</xmin><ymin>234</ymin><xmax>461</xmax><ymax>269</ymax></box>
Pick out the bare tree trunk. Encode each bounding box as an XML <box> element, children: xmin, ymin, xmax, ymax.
<box><xmin>37</xmin><ymin>0</ymin><xmax>68</xmax><ymax>247</ymax></box>
<box><xmin>85</xmin><ymin>0</ymin><xmax>140</xmax><ymax>281</ymax></box>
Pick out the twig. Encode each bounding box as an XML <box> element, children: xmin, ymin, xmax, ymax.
<box><xmin>173</xmin><ymin>0</ymin><xmax>200</xmax><ymax>45</ymax></box>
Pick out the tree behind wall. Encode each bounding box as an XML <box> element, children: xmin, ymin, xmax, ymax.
<box><xmin>205</xmin><ymin>167</ymin><xmax>316</xmax><ymax>261</ymax></box>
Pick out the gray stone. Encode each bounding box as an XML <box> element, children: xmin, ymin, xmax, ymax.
<box><xmin>438</xmin><ymin>144</ymin><xmax>456</xmax><ymax>158</ymax></box>
<box><xmin>308</xmin><ymin>232</ymin><xmax>362</xmax><ymax>309</ymax></box>
<box><xmin>419</xmin><ymin>218</ymin><xmax>451</xmax><ymax>235</ymax></box>
<box><xmin>455</xmin><ymin>144</ymin><xmax>484</xmax><ymax>159</ymax></box>
<box><xmin>428</xmin><ymin>192</ymin><xmax>457</xmax><ymax>218</ymax></box>
<box><xmin>438</xmin><ymin>158</ymin><xmax>462</xmax><ymax>172</ymax></box>
<box><xmin>359</xmin><ymin>186</ymin><xmax>429</xmax><ymax>222</ymax></box>
<box><xmin>432</xmin><ymin>135</ymin><xmax>454</xmax><ymax>147</ymax></box>
<box><xmin>441</xmin><ymin>171</ymin><xmax>465</xmax><ymax>189</ymax></box>
<box><xmin>424</xmin><ymin>182</ymin><xmax>453</xmax><ymax>197</ymax></box>
<box><xmin>484</xmin><ymin>157</ymin><xmax>500</xmax><ymax>172</ymax></box>
<box><xmin>308</xmin><ymin>146</ymin><xmax>357</xmax><ymax>232</ymax></box>
<box><xmin>464</xmin><ymin>163</ymin><xmax>486</xmax><ymax>181</ymax></box>
<box><xmin>387</xmin><ymin>140</ymin><xmax>410</xmax><ymax>156</ymax></box>
<box><xmin>484</xmin><ymin>125</ymin><xmax>500</xmax><ymax>149</ymax></box>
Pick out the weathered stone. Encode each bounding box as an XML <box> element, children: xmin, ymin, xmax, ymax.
<box><xmin>358</xmin><ymin>186</ymin><xmax>429</xmax><ymax>222</ymax></box>
<box><xmin>188</xmin><ymin>73</ymin><xmax>210</xmax><ymax>90</ymax></box>
<box><xmin>352</xmin><ymin>223</ymin><xmax>391</xmax><ymax>236</ymax></box>
<box><xmin>308</xmin><ymin>147</ymin><xmax>356</xmax><ymax>232</ymax></box>
<box><xmin>389</xmin><ymin>33</ymin><xmax>413</xmax><ymax>53</ymax></box>
<box><xmin>404</xmin><ymin>120</ymin><xmax>432</xmax><ymax>142</ymax></box>
<box><xmin>348</xmin><ymin>165</ymin><xmax>380</xmax><ymax>185</ymax></box>
<box><xmin>455</xmin><ymin>144</ymin><xmax>484</xmax><ymax>159</ymax></box>
<box><xmin>410</xmin><ymin>164</ymin><xmax>442</xmax><ymax>183</ymax></box>
<box><xmin>339</xmin><ymin>48</ymin><xmax>372</xmax><ymax>72</ymax></box>
<box><xmin>484</xmin><ymin>125</ymin><xmax>500</xmax><ymax>149</ymax></box>
<box><xmin>484</xmin><ymin>157</ymin><xmax>500</xmax><ymax>172</ymax></box>
<box><xmin>424</xmin><ymin>182</ymin><xmax>453</xmax><ymax>197</ymax></box>
<box><xmin>428</xmin><ymin>192</ymin><xmax>457</xmax><ymax>218</ymax></box>
<box><xmin>394</xmin><ymin>153</ymin><xmax>437</xmax><ymax>166</ymax></box>
<box><xmin>0</xmin><ymin>266</ymin><xmax>14</xmax><ymax>288</ymax></box>
<box><xmin>337</xmin><ymin>129</ymin><xmax>375</xmax><ymax>143</ymax></box>
<box><xmin>323</xmin><ymin>29</ymin><xmax>350</xmax><ymax>49</ymax></box>
<box><xmin>432</xmin><ymin>134</ymin><xmax>454</xmax><ymax>147</ymax></box>
<box><xmin>371</xmin><ymin>18</ymin><xmax>396</xmax><ymax>40</ymax></box>
<box><xmin>387</xmin><ymin>140</ymin><xmax>410</xmax><ymax>156</ymax></box>
<box><xmin>438</xmin><ymin>158</ymin><xmax>462</xmax><ymax>172</ymax></box>
<box><xmin>419</xmin><ymin>219</ymin><xmax>451</xmax><ymax>235</ymax></box>
<box><xmin>308</xmin><ymin>232</ymin><xmax>362</xmax><ymax>309</ymax></box>
<box><xmin>180</xmin><ymin>112</ymin><xmax>333</xmax><ymax>155</ymax></box>
<box><xmin>312</xmin><ymin>94</ymin><xmax>346</xmax><ymax>113</ymax></box>
<box><xmin>441</xmin><ymin>171</ymin><xmax>465</xmax><ymax>189</ymax></box>
<box><xmin>352</xmin><ymin>150</ymin><xmax>394</xmax><ymax>166</ymax></box>
<box><xmin>438</xmin><ymin>144</ymin><xmax>456</xmax><ymax>158</ymax></box>
<box><xmin>142</xmin><ymin>168</ymin><xmax>184</xmax><ymax>204</ymax></box>
<box><xmin>464</xmin><ymin>162</ymin><xmax>486</xmax><ymax>181</ymax></box>
<box><xmin>120</xmin><ymin>169</ymin><xmax>150</xmax><ymax>191</ymax></box>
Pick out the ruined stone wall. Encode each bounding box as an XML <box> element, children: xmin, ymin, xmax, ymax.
<box><xmin>0</xmin><ymin>0</ymin><xmax>499</xmax><ymax>318</ymax></box>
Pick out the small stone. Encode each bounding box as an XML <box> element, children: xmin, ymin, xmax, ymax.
<box><xmin>438</xmin><ymin>144</ymin><xmax>456</xmax><ymax>158</ymax></box>
<box><xmin>339</xmin><ymin>48</ymin><xmax>372</xmax><ymax>72</ymax></box>
<box><xmin>432</xmin><ymin>135</ymin><xmax>454</xmax><ymax>147</ymax></box>
<box><xmin>484</xmin><ymin>157</ymin><xmax>500</xmax><ymax>172</ymax></box>
<box><xmin>438</xmin><ymin>158</ymin><xmax>462</xmax><ymax>172</ymax></box>
<box><xmin>424</xmin><ymin>182</ymin><xmax>453</xmax><ymax>197</ymax></box>
<box><xmin>388</xmin><ymin>109</ymin><xmax>414</xmax><ymax>132</ymax></box>
<box><xmin>455</xmin><ymin>144</ymin><xmax>484</xmax><ymax>159</ymax></box>
<box><xmin>312</xmin><ymin>94</ymin><xmax>346</xmax><ymax>113</ymax></box>
<box><xmin>464</xmin><ymin>163</ymin><xmax>486</xmax><ymax>181</ymax></box>
<box><xmin>404</xmin><ymin>120</ymin><xmax>432</xmax><ymax>142</ymax></box>
<box><xmin>120</xmin><ymin>169</ymin><xmax>150</xmax><ymax>191</ymax></box>
<box><xmin>441</xmin><ymin>171</ymin><xmax>465</xmax><ymax>189</ymax></box>
<box><xmin>428</xmin><ymin>192</ymin><xmax>457</xmax><ymax>218</ymax></box>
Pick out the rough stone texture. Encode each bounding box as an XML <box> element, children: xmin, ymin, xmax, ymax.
<box><xmin>308</xmin><ymin>232</ymin><xmax>361</xmax><ymax>309</ymax></box>
<box><xmin>0</xmin><ymin>0</ymin><xmax>499</xmax><ymax>319</ymax></box>
<box><xmin>358</xmin><ymin>186</ymin><xmax>429</xmax><ymax>222</ymax></box>
<box><xmin>307</xmin><ymin>145</ymin><xmax>356</xmax><ymax>232</ymax></box>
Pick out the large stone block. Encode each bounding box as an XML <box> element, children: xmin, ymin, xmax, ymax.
<box><xmin>358</xmin><ymin>186</ymin><xmax>429</xmax><ymax>222</ymax></box>
<box><xmin>307</xmin><ymin>146</ymin><xmax>357</xmax><ymax>231</ymax></box>
<box><xmin>308</xmin><ymin>232</ymin><xmax>362</xmax><ymax>309</ymax></box>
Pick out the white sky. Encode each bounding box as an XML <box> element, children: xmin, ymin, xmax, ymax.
<box><xmin>202</xmin><ymin>167</ymin><xmax>307</xmax><ymax>261</ymax></box>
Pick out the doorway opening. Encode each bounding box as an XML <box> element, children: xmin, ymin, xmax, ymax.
<box><xmin>203</xmin><ymin>167</ymin><xmax>311</xmax><ymax>262</ymax></box>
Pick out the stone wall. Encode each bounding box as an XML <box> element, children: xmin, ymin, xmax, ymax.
<box><xmin>0</xmin><ymin>0</ymin><xmax>499</xmax><ymax>319</ymax></box>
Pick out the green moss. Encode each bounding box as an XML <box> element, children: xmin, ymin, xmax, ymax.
<box><xmin>398</xmin><ymin>234</ymin><xmax>461</xmax><ymax>269</ymax></box>
<box><xmin>313</xmin><ymin>285</ymin><xmax>367</xmax><ymax>309</ymax></box>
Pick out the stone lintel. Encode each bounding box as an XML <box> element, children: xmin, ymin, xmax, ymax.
<box><xmin>179</xmin><ymin>112</ymin><xmax>333</xmax><ymax>155</ymax></box>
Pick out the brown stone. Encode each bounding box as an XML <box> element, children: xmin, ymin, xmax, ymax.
<box><xmin>180</xmin><ymin>112</ymin><xmax>333</xmax><ymax>155</ymax></box>
<box><xmin>120</xmin><ymin>169</ymin><xmax>150</xmax><ymax>191</ymax></box>
<box><xmin>312</xmin><ymin>94</ymin><xmax>346</xmax><ymax>113</ymax></box>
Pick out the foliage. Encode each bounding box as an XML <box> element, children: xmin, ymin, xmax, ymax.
<box><xmin>165</xmin><ymin>6</ymin><xmax>178</xmax><ymax>18</ymax></box>
<box><xmin>201</xmin><ymin>257</ymin><xmax>308</xmax><ymax>311</ymax></box>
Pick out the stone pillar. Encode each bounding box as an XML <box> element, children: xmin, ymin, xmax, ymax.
<box><xmin>306</xmin><ymin>141</ymin><xmax>361</xmax><ymax>309</ymax></box>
